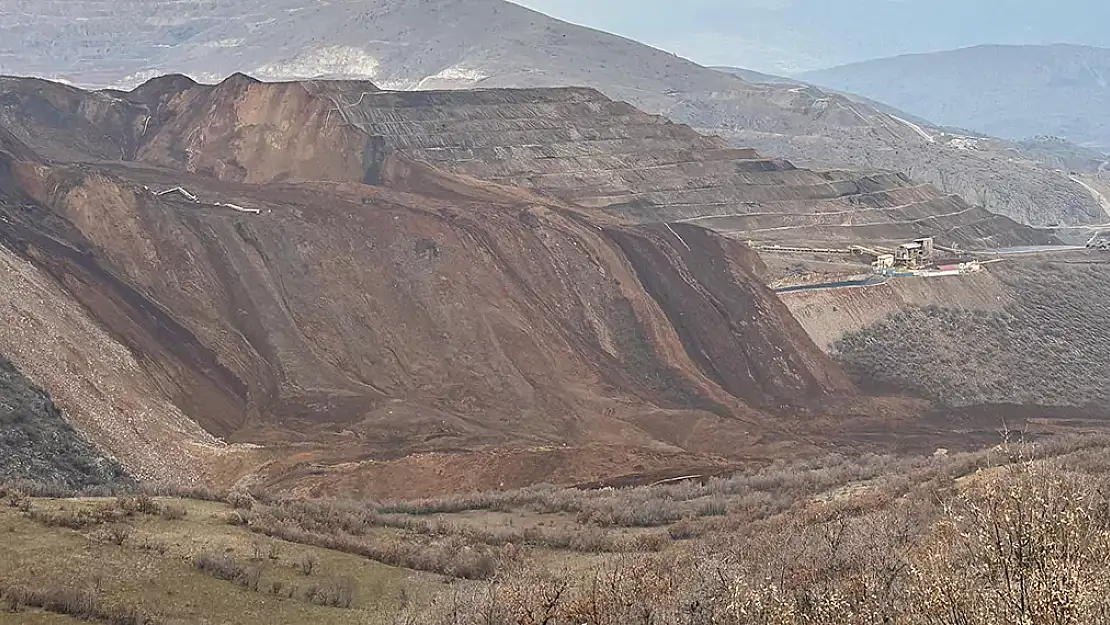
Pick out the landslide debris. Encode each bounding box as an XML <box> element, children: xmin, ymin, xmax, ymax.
<box><xmin>1</xmin><ymin>74</ymin><xmax>1046</xmax><ymax>250</ymax></box>
<box><xmin>0</xmin><ymin>74</ymin><xmax>884</xmax><ymax>489</ymax></box>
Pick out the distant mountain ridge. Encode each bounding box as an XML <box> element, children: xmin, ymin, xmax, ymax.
<box><xmin>0</xmin><ymin>0</ymin><xmax>1106</xmax><ymax>226</ymax></box>
<box><xmin>801</xmin><ymin>44</ymin><xmax>1110</xmax><ymax>151</ymax></box>
<box><xmin>711</xmin><ymin>66</ymin><xmax>945</xmax><ymax>129</ymax></box>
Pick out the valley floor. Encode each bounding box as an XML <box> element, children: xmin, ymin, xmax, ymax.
<box><xmin>3</xmin><ymin>432</ymin><xmax>1110</xmax><ymax>623</ymax></box>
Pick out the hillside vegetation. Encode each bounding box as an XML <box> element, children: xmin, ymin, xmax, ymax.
<box><xmin>3</xmin><ymin>436</ymin><xmax>1110</xmax><ymax>623</ymax></box>
<box><xmin>0</xmin><ymin>356</ymin><xmax>130</xmax><ymax>490</ymax></box>
<box><xmin>833</xmin><ymin>259</ymin><xmax>1110</xmax><ymax>408</ymax></box>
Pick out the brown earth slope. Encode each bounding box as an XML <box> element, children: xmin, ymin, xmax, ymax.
<box><xmin>135</xmin><ymin>75</ymin><xmax>1054</xmax><ymax>249</ymax></box>
<box><xmin>0</xmin><ymin>74</ymin><xmax>894</xmax><ymax>493</ymax></box>
<box><xmin>0</xmin><ymin>75</ymin><xmax>1067</xmax><ymax>495</ymax></box>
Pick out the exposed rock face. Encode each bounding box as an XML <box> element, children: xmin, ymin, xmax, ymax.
<box><xmin>0</xmin><ymin>75</ymin><xmax>896</xmax><ymax>489</ymax></box>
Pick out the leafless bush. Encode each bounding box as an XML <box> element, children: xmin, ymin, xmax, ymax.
<box><xmin>304</xmin><ymin>577</ymin><xmax>356</xmax><ymax>608</ymax></box>
<box><xmin>409</xmin><ymin>445</ymin><xmax>1110</xmax><ymax>625</ymax></box>
<box><xmin>144</xmin><ymin>484</ymin><xmax>225</xmax><ymax>502</ymax></box>
<box><xmin>303</xmin><ymin>583</ymin><xmax>322</xmax><ymax>604</ymax></box>
<box><xmin>378</xmin><ymin>491</ymin><xmax>516</xmax><ymax>515</ymax></box>
<box><xmin>0</xmin><ymin>486</ymin><xmax>24</xmax><ymax>507</ymax></box>
<box><xmin>193</xmin><ymin>552</ymin><xmax>246</xmax><ymax>582</ymax></box>
<box><xmin>115</xmin><ymin>495</ymin><xmax>161</xmax><ymax>517</ymax></box>
<box><xmin>192</xmin><ymin>551</ymin><xmax>262</xmax><ymax>592</ymax></box>
<box><xmin>100</xmin><ymin>524</ymin><xmax>131</xmax><ymax>546</ymax></box>
<box><xmin>418</xmin><ymin>554</ymin><xmax>695</xmax><ymax>625</ymax></box>
<box><xmin>667</xmin><ymin>518</ymin><xmax>701</xmax><ymax>540</ymax></box>
<box><xmin>1</xmin><ymin>480</ymin><xmax>79</xmax><ymax>499</ymax></box>
<box><xmin>238</xmin><ymin>565</ymin><xmax>263</xmax><ymax>592</ymax></box>
<box><xmin>220</xmin><ymin>510</ymin><xmax>252</xmax><ymax>526</ymax></box>
<box><xmin>159</xmin><ymin>504</ymin><xmax>187</xmax><ymax>521</ymax></box>
<box><xmin>21</xmin><ymin>502</ymin><xmax>128</xmax><ymax>529</ymax></box>
<box><xmin>297</xmin><ymin>553</ymin><xmax>317</xmax><ymax>576</ymax></box>
<box><xmin>134</xmin><ymin>537</ymin><xmax>170</xmax><ymax>556</ymax></box>
<box><xmin>907</xmin><ymin>457</ymin><xmax>1110</xmax><ymax>624</ymax></box>
<box><xmin>250</xmin><ymin>514</ymin><xmax>501</xmax><ymax>580</ymax></box>
<box><xmin>0</xmin><ymin>581</ymin><xmax>156</xmax><ymax>624</ymax></box>
<box><xmin>227</xmin><ymin>489</ymin><xmax>255</xmax><ymax>511</ymax></box>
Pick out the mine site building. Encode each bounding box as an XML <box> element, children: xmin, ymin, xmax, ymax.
<box><xmin>894</xmin><ymin>237</ymin><xmax>935</xmax><ymax>266</ymax></box>
<box><xmin>871</xmin><ymin>253</ymin><xmax>895</xmax><ymax>270</ymax></box>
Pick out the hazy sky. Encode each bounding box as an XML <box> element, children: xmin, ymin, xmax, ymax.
<box><xmin>510</xmin><ymin>0</ymin><xmax>1110</xmax><ymax>73</ymax></box>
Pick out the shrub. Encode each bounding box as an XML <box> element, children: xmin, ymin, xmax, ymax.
<box><xmin>134</xmin><ymin>537</ymin><xmax>169</xmax><ymax>556</ymax></box>
<box><xmin>22</xmin><ymin>502</ymin><xmax>127</xmax><ymax>529</ymax></box>
<box><xmin>227</xmin><ymin>489</ymin><xmax>255</xmax><ymax>511</ymax></box>
<box><xmin>623</xmin><ymin>532</ymin><xmax>669</xmax><ymax>552</ymax></box>
<box><xmin>402</xmin><ymin>444</ymin><xmax>1110</xmax><ymax>625</ymax></box>
<box><xmin>134</xmin><ymin>494</ymin><xmax>160</xmax><ymax>515</ymax></box>
<box><xmin>238</xmin><ymin>565</ymin><xmax>262</xmax><ymax>592</ymax></box>
<box><xmin>297</xmin><ymin>553</ymin><xmax>317</xmax><ymax>576</ymax></box>
<box><xmin>304</xmin><ymin>577</ymin><xmax>356</xmax><ymax>608</ymax></box>
<box><xmin>249</xmin><ymin>514</ymin><xmax>502</xmax><ymax>580</ymax></box>
<box><xmin>221</xmin><ymin>510</ymin><xmax>252</xmax><ymax>526</ymax></box>
<box><xmin>146</xmin><ymin>484</ymin><xmax>225</xmax><ymax>502</ymax></box>
<box><xmin>193</xmin><ymin>552</ymin><xmax>245</xmax><ymax>582</ymax></box>
<box><xmin>0</xmin><ymin>582</ymin><xmax>155</xmax><ymax>624</ymax></box>
<box><xmin>160</xmin><ymin>504</ymin><xmax>187</xmax><ymax>521</ymax></box>
<box><xmin>667</xmin><ymin>518</ymin><xmax>700</xmax><ymax>540</ymax></box>
<box><xmin>101</xmin><ymin>524</ymin><xmax>131</xmax><ymax>546</ymax></box>
<box><xmin>192</xmin><ymin>552</ymin><xmax>262</xmax><ymax>592</ymax></box>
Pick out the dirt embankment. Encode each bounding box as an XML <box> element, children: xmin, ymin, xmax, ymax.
<box><xmin>779</xmin><ymin>272</ymin><xmax>1013</xmax><ymax>351</ymax></box>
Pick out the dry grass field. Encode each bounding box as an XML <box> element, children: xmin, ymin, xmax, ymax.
<box><xmin>4</xmin><ymin>433</ymin><xmax>1110</xmax><ymax>624</ymax></box>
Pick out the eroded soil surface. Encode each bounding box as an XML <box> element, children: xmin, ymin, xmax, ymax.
<box><xmin>0</xmin><ymin>75</ymin><xmax>1090</xmax><ymax>494</ymax></box>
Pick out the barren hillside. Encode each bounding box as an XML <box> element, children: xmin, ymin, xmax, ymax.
<box><xmin>0</xmin><ymin>74</ymin><xmax>880</xmax><ymax>492</ymax></box>
<box><xmin>0</xmin><ymin>0</ymin><xmax>1105</xmax><ymax>226</ymax></box>
<box><xmin>0</xmin><ymin>74</ymin><xmax>1074</xmax><ymax>494</ymax></box>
